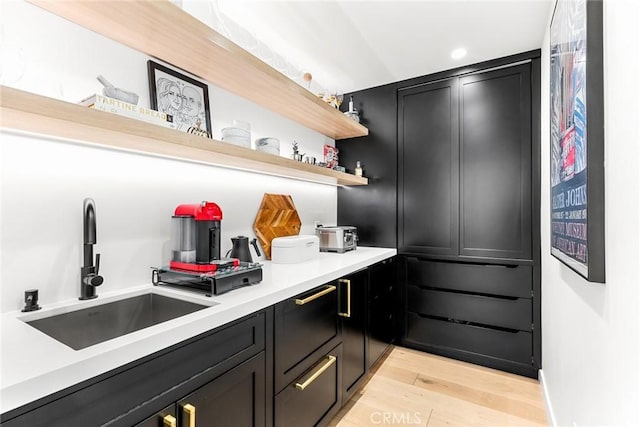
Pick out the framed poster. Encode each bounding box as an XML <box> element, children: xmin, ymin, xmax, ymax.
<box><xmin>147</xmin><ymin>60</ymin><xmax>212</xmax><ymax>134</ymax></box>
<box><xmin>550</xmin><ymin>0</ymin><xmax>605</xmax><ymax>282</ymax></box>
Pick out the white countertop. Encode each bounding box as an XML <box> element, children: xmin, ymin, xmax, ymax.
<box><xmin>0</xmin><ymin>246</ymin><xmax>395</xmax><ymax>414</ymax></box>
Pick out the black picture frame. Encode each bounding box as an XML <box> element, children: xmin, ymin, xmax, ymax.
<box><xmin>549</xmin><ymin>0</ymin><xmax>605</xmax><ymax>282</ymax></box>
<box><xmin>147</xmin><ymin>60</ymin><xmax>212</xmax><ymax>134</ymax></box>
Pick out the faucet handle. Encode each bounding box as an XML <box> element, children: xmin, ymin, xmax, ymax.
<box><xmin>95</xmin><ymin>253</ymin><xmax>101</xmax><ymax>274</ymax></box>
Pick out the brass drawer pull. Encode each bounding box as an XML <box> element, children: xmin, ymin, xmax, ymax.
<box><xmin>295</xmin><ymin>285</ymin><xmax>336</xmax><ymax>305</ymax></box>
<box><xmin>338</xmin><ymin>279</ymin><xmax>351</xmax><ymax>318</ymax></box>
<box><xmin>163</xmin><ymin>415</ymin><xmax>177</xmax><ymax>427</ymax></box>
<box><xmin>183</xmin><ymin>403</ymin><xmax>196</xmax><ymax>427</ymax></box>
<box><xmin>295</xmin><ymin>355</ymin><xmax>337</xmax><ymax>390</ymax></box>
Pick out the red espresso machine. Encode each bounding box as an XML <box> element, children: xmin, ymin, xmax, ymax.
<box><xmin>170</xmin><ymin>201</ymin><xmax>223</xmax><ymax>272</ymax></box>
<box><xmin>153</xmin><ymin>201</ymin><xmax>262</xmax><ymax>296</ymax></box>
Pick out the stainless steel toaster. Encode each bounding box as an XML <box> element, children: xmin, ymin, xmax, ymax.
<box><xmin>315</xmin><ymin>226</ymin><xmax>358</xmax><ymax>253</ymax></box>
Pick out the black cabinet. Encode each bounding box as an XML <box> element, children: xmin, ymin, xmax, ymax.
<box><xmin>339</xmin><ymin>268</ymin><xmax>368</xmax><ymax>404</ymax></box>
<box><xmin>137</xmin><ymin>352</ymin><xmax>266</xmax><ymax>427</ymax></box>
<box><xmin>396</xmin><ymin>59</ymin><xmax>539</xmax><ymax>377</ymax></box>
<box><xmin>176</xmin><ymin>352</ymin><xmax>266</xmax><ymax>427</ymax></box>
<box><xmin>274</xmin><ymin>344</ymin><xmax>343</xmax><ymax>427</ymax></box>
<box><xmin>402</xmin><ymin>257</ymin><xmax>537</xmax><ymax>377</ymax></box>
<box><xmin>405</xmin><ymin>257</ymin><xmax>533</xmax><ymax>298</ymax></box>
<box><xmin>368</xmin><ymin>257</ymin><xmax>396</xmax><ymax>368</ymax></box>
<box><xmin>458</xmin><ymin>65</ymin><xmax>532</xmax><ymax>260</ymax></box>
<box><xmin>398</xmin><ymin>63</ymin><xmax>531</xmax><ymax>260</ymax></box>
<box><xmin>338</xmin><ymin>51</ymin><xmax>541</xmax><ymax>378</ymax></box>
<box><xmin>274</xmin><ymin>284</ymin><xmax>344</xmax><ymax>427</ymax></box>
<box><xmin>274</xmin><ymin>283</ymin><xmax>340</xmax><ymax>394</ymax></box>
<box><xmin>1</xmin><ymin>311</ymin><xmax>269</xmax><ymax>427</ymax></box>
<box><xmin>398</xmin><ymin>78</ymin><xmax>459</xmax><ymax>256</ymax></box>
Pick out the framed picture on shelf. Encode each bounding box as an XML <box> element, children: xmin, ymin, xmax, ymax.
<box><xmin>549</xmin><ymin>0</ymin><xmax>605</xmax><ymax>282</ymax></box>
<box><xmin>147</xmin><ymin>60</ymin><xmax>212</xmax><ymax>134</ymax></box>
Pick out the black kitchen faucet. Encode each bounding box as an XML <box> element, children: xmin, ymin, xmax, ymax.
<box><xmin>80</xmin><ymin>198</ymin><xmax>104</xmax><ymax>300</ymax></box>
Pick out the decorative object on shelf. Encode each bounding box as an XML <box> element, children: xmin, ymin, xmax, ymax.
<box><xmin>253</xmin><ymin>193</ymin><xmax>302</xmax><ymax>259</ymax></box>
<box><xmin>187</xmin><ymin>118</ymin><xmax>211</xmax><ymax>139</ymax></box>
<box><xmin>303</xmin><ymin>72</ymin><xmax>313</xmax><ymax>88</ymax></box>
<box><xmin>78</xmin><ymin>93</ymin><xmax>176</xmax><ymax>130</ymax></box>
<box><xmin>317</xmin><ymin>93</ymin><xmax>343</xmax><ymax>109</ymax></box>
<box><xmin>333</xmin><ymin>165</ymin><xmax>346</xmax><ymax>173</ymax></box>
<box><xmin>291</xmin><ymin>140</ymin><xmax>304</xmax><ymax>161</ymax></box>
<box><xmin>147</xmin><ymin>60</ymin><xmax>212</xmax><ymax>134</ymax></box>
<box><xmin>325</xmin><ymin>94</ymin><xmax>343</xmax><ymax>109</ymax></box>
<box><xmin>96</xmin><ymin>75</ymin><xmax>139</xmax><ymax>105</ymax></box>
<box><xmin>255</xmin><ymin>137</ymin><xmax>280</xmax><ymax>155</ymax></box>
<box><xmin>550</xmin><ymin>0</ymin><xmax>604</xmax><ymax>282</ymax></box>
<box><xmin>344</xmin><ymin>95</ymin><xmax>360</xmax><ymax>123</ymax></box>
<box><xmin>355</xmin><ymin>161</ymin><xmax>363</xmax><ymax>177</ymax></box>
<box><xmin>304</xmin><ymin>156</ymin><xmax>317</xmax><ymax>165</ymax></box>
<box><xmin>323</xmin><ymin>145</ymin><xmax>339</xmax><ymax>169</ymax></box>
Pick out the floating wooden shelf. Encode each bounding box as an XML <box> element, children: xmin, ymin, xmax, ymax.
<box><xmin>27</xmin><ymin>0</ymin><xmax>368</xmax><ymax>141</ymax></box>
<box><xmin>0</xmin><ymin>86</ymin><xmax>368</xmax><ymax>186</ymax></box>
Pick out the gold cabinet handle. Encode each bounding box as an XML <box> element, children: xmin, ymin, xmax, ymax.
<box><xmin>295</xmin><ymin>285</ymin><xmax>336</xmax><ymax>305</ymax></box>
<box><xmin>163</xmin><ymin>415</ymin><xmax>177</xmax><ymax>427</ymax></box>
<box><xmin>338</xmin><ymin>279</ymin><xmax>351</xmax><ymax>318</ymax></box>
<box><xmin>295</xmin><ymin>355</ymin><xmax>336</xmax><ymax>390</ymax></box>
<box><xmin>183</xmin><ymin>403</ymin><xmax>196</xmax><ymax>427</ymax></box>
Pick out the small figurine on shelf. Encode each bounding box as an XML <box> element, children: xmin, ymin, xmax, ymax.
<box><xmin>292</xmin><ymin>141</ymin><xmax>304</xmax><ymax>161</ymax></box>
<box><xmin>344</xmin><ymin>95</ymin><xmax>360</xmax><ymax>123</ymax></box>
<box><xmin>355</xmin><ymin>161</ymin><xmax>363</xmax><ymax>177</ymax></box>
<box><xmin>187</xmin><ymin>118</ymin><xmax>211</xmax><ymax>139</ymax></box>
<box><xmin>96</xmin><ymin>75</ymin><xmax>139</xmax><ymax>105</ymax></box>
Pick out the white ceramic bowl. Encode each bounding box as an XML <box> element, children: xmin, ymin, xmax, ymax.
<box><xmin>221</xmin><ymin>127</ymin><xmax>250</xmax><ymax>139</ymax></box>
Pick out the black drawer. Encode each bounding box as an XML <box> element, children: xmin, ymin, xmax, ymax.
<box><xmin>2</xmin><ymin>311</ymin><xmax>266</xmax><ymax>427</ymax></box>
<box><xmin>407</xmin><ymin>286</ymin><xmax>532</xmax><ymax>332</ymax></box>
<box><xmin>275</xmin><ymin>344</ymin><xmax>343</xmax><ymax>427</ymax></box>
<box><xmin>406</xmin><ymin>258</ymin><xmax>532</xmax><ymax>298</ymax></box>
<box><xmin>406</xmin><ymin>313</ymin><xmax>532</xmax><ymax>365</ymax></box>
<box><xmin>275</xmin><ymin>283</ymin><xmax>340</xmax><ymax>393</ymax></box>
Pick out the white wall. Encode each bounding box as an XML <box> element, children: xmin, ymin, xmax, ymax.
<box><xmin>0</xmin><ymin>1</ymin><xmax>337</xmax><ymax>313</ymax></box>
<box><xmin>540</xmin><ymin>1</ymin><xmax>640</xmax><ymax>426</ymax></box>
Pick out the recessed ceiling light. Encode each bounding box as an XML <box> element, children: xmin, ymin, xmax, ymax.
<box><xmin>451</xmin><ymin>48</ymin><xmax>467</xmax><ymax>60</ymax></box>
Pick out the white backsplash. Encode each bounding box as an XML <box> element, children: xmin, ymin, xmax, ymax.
<box><xmin>0</xmin><ymin>1</ymin><xmax>338</xmax><ymax>312</ymax></box>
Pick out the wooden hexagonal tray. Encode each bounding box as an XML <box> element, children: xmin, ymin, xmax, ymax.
<box><xmin>253</xmin><ymin>193</ymin><xmax>301</xmax><ymax>259</ymax></box>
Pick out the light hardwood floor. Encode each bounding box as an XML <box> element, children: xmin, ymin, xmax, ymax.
<box><xmin>329</xmin><ymin>346</ymin><xmax>548</xmax><ymax>427</ymax></box>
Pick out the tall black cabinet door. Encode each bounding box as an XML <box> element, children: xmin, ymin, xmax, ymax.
<box><xmin>339</xmin><ymin>269</ymin><xmax>368</xmax><ymax>404</ymax></box>
<box><xmin>368</xmin><ymin>257</ymin><xmax>396</xmax><ymax>368</ymax></box>
<box><xmin>398</xmin><ymin>78</ymin><xmax>459</xmax><ymax>256</ymax></box>
<box><xmin>459</xmin><ymin>64</ymin><xmax>532</xmax><ymax>260</ymax></box>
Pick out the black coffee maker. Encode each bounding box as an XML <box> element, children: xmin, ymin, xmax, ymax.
<box><xmin>229</xmin><ymin>236</ymin><xmax>261</xmax><ymax>263</ymax></box>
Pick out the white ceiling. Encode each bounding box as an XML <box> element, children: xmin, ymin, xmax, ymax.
<box><xmin>213</xmin><ymin>0</ymin><xmax>553</xmax><ymax>94</ymax></box>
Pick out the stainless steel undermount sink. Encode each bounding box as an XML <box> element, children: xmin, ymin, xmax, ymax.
<box><xmin>25</xmin><ymin>293</ymin><xmax>211</xmax><ymax>350</ymax></box>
